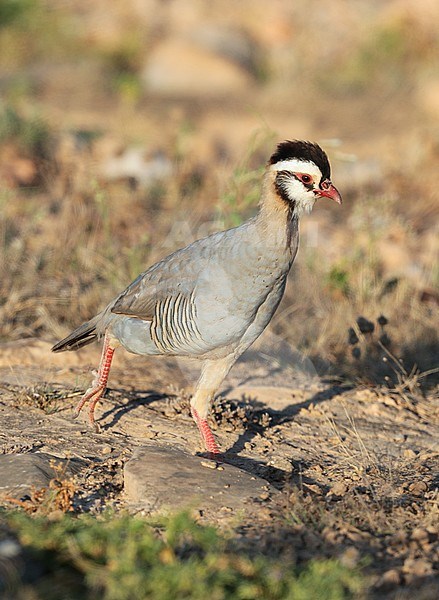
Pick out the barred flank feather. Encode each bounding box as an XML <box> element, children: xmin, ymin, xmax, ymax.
<box><xmin>150</xmin><ymin>292</ymin><xmax>203</xmax><ymax>353</ymax></box>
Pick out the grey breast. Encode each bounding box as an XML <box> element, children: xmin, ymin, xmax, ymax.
<box><xmin>108</xmin><ymin>220</ymin><xmax>295</xmax><ymax>357</ymax></box>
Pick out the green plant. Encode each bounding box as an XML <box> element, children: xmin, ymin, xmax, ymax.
<box><xmin>327</xmin><ymin>266</ymin><xmax>350</xmax><ymax>297</ymax></box>
<box><xmin>100</xmin><ymin>33</ymin><xmax>145</xmax><ymax>103</ymax></box>
<box><xmin>2</xmin><ymin>510</ymin><xmax>365</xmax><ymax>599</ymax></box>
<box><xmin>0</xmin><ymin>0</ymin><xmax>36</xmax><ymax>29</ymax></box>
<box><xmin>0</xmin><ymin>0</ymin><xmax>81</xmax><ymax>71</ymax></box>
<box><xmin>0</xmin><ymin>104</ymin><xmax>51</xmax><ymax>158</ymax></box>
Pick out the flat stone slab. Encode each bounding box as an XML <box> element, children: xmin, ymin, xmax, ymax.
<box><xmin>0</xmin><ymin>452</ymin><xmax>83</xmax><ymax>498</ymax></box>
<box><xmin>124</xmin><ymin>444</ymin><xmax>279</xmax><ymax>516</ymax></box>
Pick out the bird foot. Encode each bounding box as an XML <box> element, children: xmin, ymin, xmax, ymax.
<box><xmin>73</xmin><ymin>384</ymin><xmax>105</xmax><ymax>422</ymax></box>
<box><xmin>191</xmin><ymin>407</ymin><xmax>220</xmax><ymax>454</ymax></box>
<box><xmin>73</xmin><ymin>335</ymin><xmax>115</xmax><ymax>429</ymax></box>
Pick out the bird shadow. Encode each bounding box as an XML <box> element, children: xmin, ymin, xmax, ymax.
<box><xmin>202</xmin><ymin>383</ymin><xmax>352</xmax><ymax>490</ymax></box>
<box><xmin>96</xmin><ymin>382</ymin><xmax>351</xmax><ymax>490</ymax></box>
<box><xmin>98</xmin><ymin>388</ymin><xmax>168</xmax><ymax>430</ymax></box>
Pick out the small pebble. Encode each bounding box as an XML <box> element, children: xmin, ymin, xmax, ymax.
<box><xmin>328</xmin><ymin>481</ymin><xmax>347</xmax><ymax>497</ymax></box>
<box><xmin>403</xmin><ymin>557</ymin><xmax>433</xmax><ymax>577</ymax></box>
<box><xmin>340</xmin><ymin>546</ymin><xmax>359</xmax><ymax>568</ymax></box>
<box><xmin>378</xmin><ymin>569</ymin><xmax>401</xmax><ymax>589</ymax></box>
<box><xmin>408</xmin><ymin>480</ymin><xmax>428</xmax><ymax>496</ymax></box>
<box><xmin>411</xmin><ymin>528</ymin><xmax>429</xmax><ymax>543</ymax></box>
<box><xmin>200</xmin><ymin>460</ymin><xmax>224</xmax><ymax>470</ymax></box>
<box><xmin>0</xmin><ymin>539</ymin><xmax>21</xmax><ymax>558</ymax></box>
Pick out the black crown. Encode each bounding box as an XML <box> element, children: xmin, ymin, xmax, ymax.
<box><xmin>269</xmin><ymin>140</ymin><xmax>331</xmax><ymax>180</ymax></box>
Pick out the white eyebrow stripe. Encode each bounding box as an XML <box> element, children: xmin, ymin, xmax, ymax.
<box><xmin>270</xmin><ymin>159</ymin><xmax>322</xmax><ymax>179</ymax></box>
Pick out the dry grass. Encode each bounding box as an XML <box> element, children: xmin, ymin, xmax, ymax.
<box><xmin>0</xmin><ymin>113</ymin><xmax>438</xmax><ymax>393</ymax></box>
<box><xmin>0</xmin><ymin>3</ymin><xmax>438</xmax><ymax>394</ymax></box>
<box><xmin>1</xmin><ymin>460</ymin><xmax>75</xmax><ymax>515</ymax></box>
<box><xmin>3</xmin><ymin>382</ymin><xmax>83</xmax><ymax>414</ymax></box>
<box><xmin>0</xmin><ymin>3</ymin><xmax>438</xmax><ymax>599</ymax></box>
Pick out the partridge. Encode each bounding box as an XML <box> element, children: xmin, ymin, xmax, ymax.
<box><xmin>52</xmin><ymin>140</ymin><xmax>341</xmax><ymax>454</ymax></box>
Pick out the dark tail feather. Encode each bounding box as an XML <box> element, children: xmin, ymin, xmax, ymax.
<box><xmin>52</xmin><ymin>316</ymin><xmax>100</xmax><ymax>353</ymax></box>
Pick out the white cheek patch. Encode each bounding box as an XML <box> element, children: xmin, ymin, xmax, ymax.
<box><xmin>270</xmin><ymin>158</ymin><xmax>322</xmax><ymax>181</ymax></box>
<box><xmin>273</xmin><ymin>160</ymin><xmax>319</xmax><ymax>216</ymax></box>
<box><xmin>281</xmin><ymin>176</ymin><xmax>304</xmax><ymax>198</ymax></box>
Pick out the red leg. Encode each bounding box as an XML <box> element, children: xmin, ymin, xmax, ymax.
<box><xmin>191</xmin><ymin>407</ymin><xmax>220</xmax><ymax>455</ymax></box>
<box><xmin>73</xmin><ymin>335</ymin><xmax>115</xmax><ymax>430</ymax></box>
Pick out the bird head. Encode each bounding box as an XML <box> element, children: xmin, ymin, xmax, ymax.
<box><xmin>268</xmin><ymin>140</ymin><xmax>342</xmax><ymax>215</ymax></box>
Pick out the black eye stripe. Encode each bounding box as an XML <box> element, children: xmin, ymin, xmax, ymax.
<box><xmin>274</xmin><ymin>172</ymin><xmax>294</xmax><ymax>206</ymax></box>
<box><xmin>291</xmin><ymin>173</ymin><xmax>313</xmax><ymax>191</ymax></box>
<box><xmin>276</xmin><ymin>171</ymin><xmax>314</xmax><ymax>191</ymax></box>
<box><xmin>274</xmin><ymin>172</ymin><xmax>290</xmax><ymax>201</ymax></box>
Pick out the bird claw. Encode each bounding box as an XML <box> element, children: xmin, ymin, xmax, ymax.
<box><xmin>72</xmin><ymin>384</ymin><xmax>104</xmax><ymax>423</ymax></box>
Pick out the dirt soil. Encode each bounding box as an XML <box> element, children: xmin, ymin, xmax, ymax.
<box><xmin>0</xmin><ymin>338</ymin><xmax>438</xmax><ymax>598</ymax></box>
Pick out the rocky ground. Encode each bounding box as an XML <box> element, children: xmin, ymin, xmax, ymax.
<box><xmin>0</xmin><ymin>338</ymin><xmax>437</xmax><ymax>598</ymax></box>
<box><xmin>1</xmin><ymin>2</ymin><xmax>439</xmax><ymax>597</ymax></box>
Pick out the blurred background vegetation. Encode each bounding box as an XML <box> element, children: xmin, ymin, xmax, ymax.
<box><xmin>0</xmin><ymin>0</ymin><xmax>438</xmax><ymax>388</ymax></box>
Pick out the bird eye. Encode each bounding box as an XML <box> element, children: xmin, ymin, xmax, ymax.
<box><xmin>298</xmin><ymin>174</ymin><xmax>312</xmax><ymax>184</ymax></box>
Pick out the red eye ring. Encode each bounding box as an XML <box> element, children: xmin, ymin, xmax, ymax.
<box><xmin>297</xmin><ymin>173</ymin><xmax>312</xmax><ymax>184</ymax></box>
